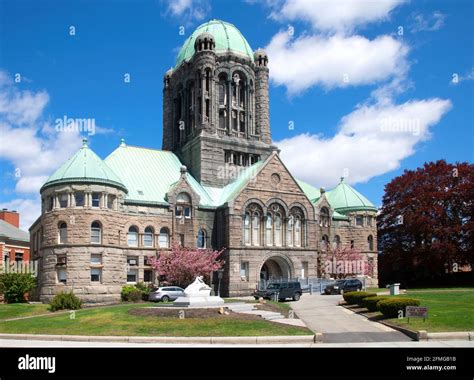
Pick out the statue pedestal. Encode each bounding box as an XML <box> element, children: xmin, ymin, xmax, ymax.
<box><xmin>173</xmin><ymin>296</ymin><xmax>224</xmax><ymax>308</ymax></box>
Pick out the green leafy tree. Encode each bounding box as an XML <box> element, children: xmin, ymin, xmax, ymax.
<box><xmin>0</xmin><ymin>273</ymin><xmax>37</xmax><ymax>303</ymax></box>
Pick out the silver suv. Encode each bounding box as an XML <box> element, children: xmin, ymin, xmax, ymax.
<box><xmin>148</xmin><ymin>286</ymin><xmax>184</xmax><ymax>302</ymax></box>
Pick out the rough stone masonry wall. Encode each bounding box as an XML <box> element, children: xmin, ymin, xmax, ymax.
<box><xmin>223</xmin><ymin>154</ymin><xmax>320</xmax><ymax>296</ymax></box>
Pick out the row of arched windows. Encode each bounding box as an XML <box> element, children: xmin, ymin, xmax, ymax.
<box><xmin>243</xmin><ymin>203</ymin><xmax>305</xmax><ymax>247</ymax></box>
<box><xmin>320</xmin><ymin>234</ymin><xmax>374</xmax><ymax>251</ymax></box>
<box><xmin>57</xmin><ymin>222</ymin><xmax>170</xmax><ymax>248</ymax></box>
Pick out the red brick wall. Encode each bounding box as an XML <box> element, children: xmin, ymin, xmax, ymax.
<box><xmin>2</xmin><ymin>245</ymin><xmax>30</xmax><ymax>262</ymax></box>
<box><xmin>0</xmin><ymin>210</ymin><xmax>20</xmax><ymax>228</ymax></box>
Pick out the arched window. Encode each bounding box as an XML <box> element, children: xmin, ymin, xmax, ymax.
<box><xmin>58</xmin><ymin>222</ymin><xmax>67</xmax><ymax>244</ymax></box>
<box><xmin>368</xmin><ymin>235</ymin><xmax>374</xmax><ymax>251</ymax></box>
<box><xmin>274</xmin><ymin>213</ymin><xmax>283</xmax><ymax>247</ymax></box>
<box><xmin>243</xmin><ymin>213</ymin><xmax>251</xmax><ymax>245</ymax></box>
<box><xmin>320</xmin><ymin>207</ymin><xmax>330</xmax><ymax>227</ymax></box>
<box><xmin>321</xmin><ymin>235</ymin><xmax>329</xmax><ymax>251</ymax></box>
<box><xmin>265</xmin><ymin>213</ymin><xmax>273</xmax><ymax>246</ymax></box>
<box><xmin>244</xmin><ymin>203</ymin><xmax>263</xmax><ymax>246</ymax></box>
<box><xmin>159</xmin><ymin>227</ymin><xmax>170</xmax><ymax>248</ymax></box>
<box><xmin>252</xmin><ymin>211</ymin><xmax>260</xmax><ymax>246</ymax></box>
<box><xmin>287</xmin><ymin>215</ymin><xmax>294</xmax><ymax>247</ymax></box>
<box><xmin>294</xmin><ymin>215</ymin><xmax>302</xmax><ymax>247</ymax></box>
<box><xmin>128</xmin><ymin>226</ymin><xmax>139</xmax><ymax>247</ymax></box>
<box><xmin>91</xmin><ymin>221</ymin><xmax>101</xmax><ymax>244</ymax></box>
<box><xmin>197</xmin><ymin>228</ymin><xmax>207</xmax><ymax>248</ymax></box>
<box><xmin>176</xmin><ymin>192</ymin><xmax>192</xmax><ymax>219</ymax></box>
<box><xmin>144</xmin><ymin>226</ymin><xmax>154</xmax><ymax>247</ymax></box>
<box><xmin>333</xmin><ymin>235</ymin><xmax>341</xmax><ymax>250</ymax></box>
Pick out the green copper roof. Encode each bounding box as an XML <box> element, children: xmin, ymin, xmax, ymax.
<box><xmin>203</xmin><ymin>160</ymin><xmax>265</xmax><ymax>207</ymax></box>
<box><xmin>296</xmin><ymin>179</ymin><xmax>321</xmax><ymax>202</ymax></box>
<box><xmin>42</xmin><ymin>139</ymin><xmax>127</xmax><ymax>192</ymax></box>
<box><xmin>176</xmin><ymin>19</ymin><xmax>253</xmax><ymax>68</ymax></box>
<box><xmin>105</xmin><ymin>145</ymin><xmax>213</xmax><ymax>206</ymax></box>
<box><xmin>325</xmin><ymin>177</ymin><xmax>377</xmax><ymax>213</ymax></box>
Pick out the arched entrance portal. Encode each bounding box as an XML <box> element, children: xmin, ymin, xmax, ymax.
<box><xmin>260</xmin><ymin>256</ymin><xmax>292</xmax><ymax>282</ymax></box>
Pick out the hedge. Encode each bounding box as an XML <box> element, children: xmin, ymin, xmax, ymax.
<box><xmin>343</xmin><ymin>291</ymin><xmax>377</xmax><ymax>305</ymax></box>
<box><xmin>377</xmin><ymin>298</ymin><xmax>420</xmax><ymax>318</ymax></box>
<box><xmin>362</xmin><ymin>296</ymin><xmax>389</xmax><ymax>312</ymax></box>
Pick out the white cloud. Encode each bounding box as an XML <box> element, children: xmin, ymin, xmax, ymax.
<box><xmin>165</xmin><ymin>0</ymin><xmax>210</xmax><ymax>24</ymax></box>
<box><xmin>0</xmin><ymin>198</ymin><xmax>41</xmax><ymax>230</ymax></box>
<box><xmin>266</xmin><ymin>31</ymin><xmax>409</xmax><ymax>94</ymax></box>
<box><xmin>0</xmin><ymin>70</ymin><xmax>83</xmax><ymax>228</ymax></box>
<box><xmin>277</xmin><ymin>97</ymin><xmax>452</xmax><ymax>188</ymax></box>
<box><xmin>269</xmin><ymin>0</ymin><xmax>406</xmax><ymax>34</ymax></box>
<box><xmin>410</xmin><ymin>11</ymin><xmax>445</xmax><ymax>33</ymax></box>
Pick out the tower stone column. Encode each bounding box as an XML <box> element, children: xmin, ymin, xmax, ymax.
<box><xmin>254</xmin><ymin>49</ymin><xmax>271</xmax><ymax>144</ymax></box>
<box><xmin>162</xmin><ymin>68</ymin><xmax>174</xmax><ymax>151</ymax></box>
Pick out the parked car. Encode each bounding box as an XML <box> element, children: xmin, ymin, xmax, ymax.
<box><xmin>148</xmin><ymin>286</ymin><xmax>184</xmax><ymax>302</ymax></box>
<box><xmin>324</xmin><ymin>279</ymin><xmax>363</xmax><ymax>295</ymax></box>
<box><xmin>254</xmin><ymin>281</ymin><xmax>302</xmax><ymax>301</ymax></box>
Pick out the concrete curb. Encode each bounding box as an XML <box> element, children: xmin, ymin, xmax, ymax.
<box><xmin>339</xmin><ymin>303</ymin><xmax>418</xmax><ymax>340</ymax></box>
<box><xmin>417</xmin><ymin>331</ymin><xmax>473</xmax><ymax>341</ymax></box>
<box><xmin>0</xmin><ymin>333</ymin><xmax>318</xmax><ymax>345</ymax></box>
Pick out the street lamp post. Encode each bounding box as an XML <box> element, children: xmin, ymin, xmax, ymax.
<box><xmin>217</xmin><ymin>268</ymin><xmax>224</xmax><ymax>297</ymax></box>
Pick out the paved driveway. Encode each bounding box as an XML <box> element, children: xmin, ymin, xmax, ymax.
<box><xmin>290</xmin><ymin>293</ymin><xmax>412</xmax><ymax>343</ymax></box>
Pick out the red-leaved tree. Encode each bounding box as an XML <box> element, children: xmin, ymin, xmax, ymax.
<box><xmin>378</xmin><ymin>160</ymin><xmax>473</xmax><ymax>285</ymax></box>
<box><xmin>148</xmin><ymin>242</ymin><xmax>225</xmax><ymax>288</ymax></box>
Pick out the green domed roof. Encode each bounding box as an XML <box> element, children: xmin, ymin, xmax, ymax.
<box><xmin>326</xmin><ymin>178</ymin><xmax>377</xmax><ymax>213</ymax></box>
<box><xmin>176</xmin><ymin>19</ymin><xmax>253</xmax><ymax>67</ymax></box>
<box><xmin>41</xmin><ymin>139</ymin><xmax>127</xmax><ymax>192</ymax></box>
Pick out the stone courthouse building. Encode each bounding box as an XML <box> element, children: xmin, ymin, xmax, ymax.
<box><xmin>30</xmin><ymin>20</ymin><xmax>378</xmax><ymax>303</ymax></box>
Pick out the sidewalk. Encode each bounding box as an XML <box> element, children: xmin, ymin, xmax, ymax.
<box><xmin>290</xmin><ymin>293</ymin><xmax>412</xmax><ymax>343</ymax></box>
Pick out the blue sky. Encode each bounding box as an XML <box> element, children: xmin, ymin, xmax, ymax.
<box><xmin>0</xmin><ymin>0</ymin><xmax>473</xmax><ymax>228</ymax></box>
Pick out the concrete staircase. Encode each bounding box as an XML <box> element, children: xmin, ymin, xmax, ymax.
<box><xmin>226</xmin><ymin>303</ymin><xmax>285</xmax><ymax>320</ymax></box>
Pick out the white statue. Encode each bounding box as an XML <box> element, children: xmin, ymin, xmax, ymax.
<box><xmin>184</xmin><ymin>276</ymin><xmax>212</xmax><ymax>297</ymax></box>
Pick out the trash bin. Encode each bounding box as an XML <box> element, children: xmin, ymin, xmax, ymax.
<box><xmin>390</xmin><ymin>283</ymin><xmax>400</xmax><ymax>296</ymax></box>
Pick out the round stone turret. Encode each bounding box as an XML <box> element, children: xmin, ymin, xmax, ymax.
<box><xmin>194</xmin><ymin>32</ymin><xmax>215</xmax><ymax>52</ymax></box>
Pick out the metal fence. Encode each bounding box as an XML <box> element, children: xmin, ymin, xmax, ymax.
<box><xmin>258</xmin><ymin>276</ymin><xmax>367</xmax><ymax>294</ymax></box>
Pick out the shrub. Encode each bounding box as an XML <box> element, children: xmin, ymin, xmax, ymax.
<box><xmin>362</xmin><ymin>296</ymin><xmax>389</xmax><ymax>312</ymax></box>
<box><xmin>49</xmin><ymin>292</ymin><xmax>82</xmax><ymax>311</ymax></box>
<box><xmin>343</xmin><ymin>291</ymin><xmax>377</xmax><ymax>305</ymax></box>
<box><xmin>121</xmin><ymin>285</ymin><xmax>143</xmax><ymax>302</ymax></box>
<box><xmin>135</xmin><ymin>282</ymin><xmax>151</xmax><ymax>301</ymax></box>
<box><xmin>377</xmin><ymin>298</ymin><xmax>420</xmax><ymax>318</ymax></box>
<box><xmin>0</xmin><ymin>273</ymin><xmax>36</xmax><ymax>303</ymax></box>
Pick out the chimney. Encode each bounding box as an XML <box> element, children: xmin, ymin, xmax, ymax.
<box><xmin>0</xmin><ymin>209</ymin><xmax>20</xmax><ymax>228</ymax></box>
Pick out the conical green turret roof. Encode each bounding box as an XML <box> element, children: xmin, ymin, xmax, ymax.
<box><xmin>41</xmin><ymin>138</ymin><xmax>127</xmax><ymax>192</ymax></box>
<box><xmin>325</xmin><ymin>177</ymin><xmax>377</xmax><ymax>213</ymax></box>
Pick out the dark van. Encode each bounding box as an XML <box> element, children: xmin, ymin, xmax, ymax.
<box><xmin>254</xmin><ymin>281</ymin><xmax>302</xmax><ymax>301</ymax></box>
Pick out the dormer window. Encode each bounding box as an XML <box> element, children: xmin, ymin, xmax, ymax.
<box><xmin>176</xmin><ymin>192</ymin><xmax>192</xmax><ymax>219</ymax></box>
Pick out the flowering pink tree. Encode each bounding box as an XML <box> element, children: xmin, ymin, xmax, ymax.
<box><xmin>148</xmin><ymin>242</ymin><xmax>225</xmax><ymax>288</ymax></box>
<box><xmin>320</xmin><ymin>246</ymin><xmax>374</xmax><ymax>279</ymax></box>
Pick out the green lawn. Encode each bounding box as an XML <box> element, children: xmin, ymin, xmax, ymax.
<box><xmin>366</xmin><ymin>287</ymin><xmax>389</xmax><ymax>293</ymax></box>
<box><xmin>0</xmin><ymin>303</ymin><xmax>50</xmax><ymax>321</ymax></box>
<box><xmin>385</xmin><ymin>289</ymin><xmax>474</xmax><ymax>332</ymax></box>
<box><xmin>0</xmin><ymin>303</ymin><xmax>312</xmax><ymax>337</ymax></box>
